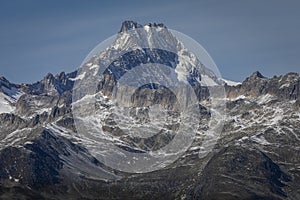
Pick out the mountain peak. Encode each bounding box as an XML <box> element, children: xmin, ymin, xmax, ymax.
<box><xmin>250</xmin><ymin>71</ymin><xmax>265</xmax><ymax>79</ymax></box>
<box><xmin>119</xmin><ymin>21</ymin><xmax>166</xmax><ymax>33</ymax></box>
<box><xmin>0</xmin><ymin>76</ymin><xmax>9</xmax><ymax>83</ymax></box>
<box><xmin>44</xmin><ymin>73</ymin><xmax>54</xmax><ymax>80</ymax></box>
<box><xmin>0</xmin><ymin>76</ymin><xmax>12</xmax><ymax>89</ymax></box>
<box><xmin>119</xmin><ymin>20</ymin><xmax>143</xmax><ymax>33</ymax></box>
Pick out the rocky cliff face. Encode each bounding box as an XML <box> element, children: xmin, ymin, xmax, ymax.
<box><xmin>0</xmin><ymin>21</ymin><xmax>299</xmax><ymax>200</ymax></box>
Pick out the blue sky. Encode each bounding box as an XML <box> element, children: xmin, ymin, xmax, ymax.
<box><xmin>0</xmin><ymin>0</ymin><xmax>299</xmax><ymax>83</ymax></box>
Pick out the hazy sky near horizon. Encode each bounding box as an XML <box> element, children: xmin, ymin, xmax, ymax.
<box><xmin>0</xmin><ymin>0</ymin><xmax>299</xmax><ymax>83</ymax></box>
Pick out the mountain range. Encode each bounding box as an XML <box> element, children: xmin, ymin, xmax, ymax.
<box><xmin>0</xmin><ymin>21</ymin><xmax>299</xmax><ymax>200</ymax></box>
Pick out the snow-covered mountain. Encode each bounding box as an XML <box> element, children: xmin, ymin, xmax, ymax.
<box><xmin>0</xmin><ymin>21</ymin><xmax>299</xmax><ymax>199</ymax></box>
